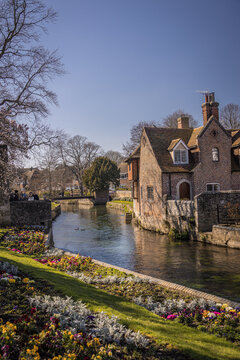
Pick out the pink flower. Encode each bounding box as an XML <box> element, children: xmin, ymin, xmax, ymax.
<box><xmin>167</xmin><ymin>314</ymin><xmax>177</xmax><ymax>320</ymax></box>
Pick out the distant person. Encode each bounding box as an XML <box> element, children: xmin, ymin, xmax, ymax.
<box><xmin>28</xmin><ymin>192</ymin><xmax>34</xmax><ymax>201</ymax></box>
<box><xmin>21</xmin><ymin>191</ymin><xmax>27</xmax><ymax>200</ymax></box>
<box><xmin>13</xmin><ymin>190</ymin><xmax>19</xmax><ymax>201</ymax></box>
<box><xmin>33</xmin><ymin>193</ymin><xmax>39</xmax><ymax>200</ymax></box>
<box><xmin>9</xmin><ymin>191</ymin><xmax>14</xmax><ymax>201</ymax></box>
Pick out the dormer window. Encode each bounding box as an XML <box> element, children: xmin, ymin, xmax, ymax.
<box><xmin>168</xmin><ymin>139</ymin><xmax>189</xmax><ymax>165</ymax></box>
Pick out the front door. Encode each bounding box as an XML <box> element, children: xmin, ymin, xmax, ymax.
<box><xmin>179</xmin><ymin>182</ymin><xmax>190</xmax><ymax>200</ymax></box>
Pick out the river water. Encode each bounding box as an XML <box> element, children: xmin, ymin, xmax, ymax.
<box><xmin>52</xmin><ymin>204</ymin><xmax>240</xmax><ymax>302</ymax></box>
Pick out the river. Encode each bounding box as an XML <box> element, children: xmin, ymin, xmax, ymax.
<box><xmin>52</xmin><ymin>204</ymin><xmax>240</xmax><ymax>302</ymax></box>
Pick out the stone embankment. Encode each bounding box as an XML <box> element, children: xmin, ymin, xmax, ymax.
<box><xmin>51</xmin><ymin>204</ymin><xmax>61</xmax><ymax>221</ymax></box>
<box><xmin>199</xmin><ymin>225</ymin><xmax>240</xmax><ymax>249</ymax></box>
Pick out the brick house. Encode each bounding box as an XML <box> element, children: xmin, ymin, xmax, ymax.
<box><xmin>126</xmin><ymin>93</ymin><xmax>240</xmax><ymax>231</ymax></box>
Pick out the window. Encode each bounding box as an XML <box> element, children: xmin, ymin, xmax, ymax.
<box><xmin>120</xmin><ymin>173</ymin><xmax>127</xmax><ymax>179</ymax></box>
<box><xmin>206</xmin><ymin>183</ymin><xmax>220</xmax><ymax>193</ymax></box>
<box><xmin>147</xmin><ymin>186</ymin><xmax>154</xmax><ymax>200</ymax></box>
<box><xmin>128</xmin><ymin>163</ymin><xmax>131</xmax><ymax>171</ymax></box>
<box><xmin>174</xmin><ymin>150</ymin><xmax>188</xmax><ymax>164</ymax></box>
<box><xmin>212</xmin><ymin>147</ymin><xmax>219</xmax><ymax>162</ymax></box>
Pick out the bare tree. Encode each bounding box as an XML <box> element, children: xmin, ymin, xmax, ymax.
<box><xmin>38</xmin><ymin>145</ymin><xmax>60</xmax><ymax>197</ymax></box>
<box><xmin>220</xmin><ymin>104</ymin><xmax>240</xmax><ymax>129</ymax></box>
<box><xmin>105</xmin><ymin>150</ymin><xmax>124</xmax><ymax>164</ymax></box>
<box><xmin>59</xmin><ymin>135</ymin><xmax>101</xmax><ymax>195</ymax></box>
<box><xmin>162</xmin><ymin>110</ymin><xmax>197</xmax><ymax>128</ymax></box>
<box><xmin>0</xmin><ymin>0</ymin><xmax>64</xmax><ymax>156</ymax></box>
<box><xmin>123</xmin><ymin>121</ymin><xmax>157</xmax><ymax>156</ymax></box>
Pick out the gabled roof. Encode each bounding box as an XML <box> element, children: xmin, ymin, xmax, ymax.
<box><xmin>198</xmin><ymin>116</ymin><xmax>231</xmax><ymax>138</ymax></box>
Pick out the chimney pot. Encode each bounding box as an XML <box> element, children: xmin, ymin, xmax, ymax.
<box><xmin>202</xmin><ymin>92</ymin><xmax>219</xmax><ymax>125</ymax></box>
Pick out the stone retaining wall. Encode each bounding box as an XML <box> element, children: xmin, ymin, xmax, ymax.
<box><xmin>0</xmin><ymin>200</ymin><xmax>10</xmax><ymax>226</ymax></box>
<box><xmin>211</xmin><ymin>225</ymin><xmax>240</xmax><ymax>249</ymax></box>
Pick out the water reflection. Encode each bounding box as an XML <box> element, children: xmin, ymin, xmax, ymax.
<box><xmin>53</xmin><ymin>204</ymin><xmax>240</xmax><ymax>302</ymax></box>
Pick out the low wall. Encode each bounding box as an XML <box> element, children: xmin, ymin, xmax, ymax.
<box><xmin>211</xmin><ymin>225</ymin><xmax>240</xmax><ymax>249</ymax></box>
<box><xmin>115</xmin><ymin>190</ymin><xmax>132</xmax><ymax>199</ymax></box>
<box><xmin>166</xmin><ymin>200</ymin><xmax>194</xmax><ymax>231</ymax></box>
<box><xmin>0</xmin><ymin>199</ymin><xmax>11</xmax><ymax>226</ymax></box>
<box><xmin>10</xmin><ymin>200</ymin><xmax>52</xmax><ymax>228</ymax></box>
<box><xmin>58</xmin><ymin>198</ymin><xmax>94</xmax><ymax>206</ymax></box>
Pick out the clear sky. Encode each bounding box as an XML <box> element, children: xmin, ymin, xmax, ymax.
<box><xmin>41</xmin><ymin>0</ymin><xmax>240</xmax><ymax>153</ymax></box>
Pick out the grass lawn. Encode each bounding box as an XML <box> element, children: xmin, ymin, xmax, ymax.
<box><xmin>0</xmin><ymin>247</ymin><xmax>240</xmax><ymax>360</ymax></box>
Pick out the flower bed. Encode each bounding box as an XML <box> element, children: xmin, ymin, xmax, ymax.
<box><xmin>0</xmin><ymin>261</ymin><xmax>189</xmax><ymax>360</ymax></box>
<box><xmin>0</xmin><ymin>227</ymin><xmax>46</xmax><ymax>255</ymax></box>
<box><xmin>1</xmin><ymin>229</ymin><xmax>240</xmax><ymax>347</ymax></box>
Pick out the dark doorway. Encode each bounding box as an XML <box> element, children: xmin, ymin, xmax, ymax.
<box><xmin>179</xmin><ymin>182</ymin><xmax>190</xmax><ymax>200</ymax></box>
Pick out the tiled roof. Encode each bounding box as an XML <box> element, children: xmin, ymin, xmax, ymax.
<box><xmin>127</xmin><ymin>122</ymin><xmax>240</xmax><ymax>173</ymax></box>
<box><xmin>144</xmin><ymin>127</ymin><xmax>195</xmax><ymax>172</ymax></box>
<box><xmin>125</xmin><ymin>145</ymin><xmax>140</xmax><ymax>162</ymax></box>
<box><xmin>187</xmin><ymin>126</ymin><xmax>203</xmax><ymax>147</ymax></box>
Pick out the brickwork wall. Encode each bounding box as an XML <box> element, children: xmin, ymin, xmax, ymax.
<box><xmin>231</xmin><ymin>172</ymin><xmax>240</xmax><ymax>190</ymax></box>
<box><xmin>162</xmin><ymin>173</ymin><xmax>194</xmax><ymax>199</ymax></box>
<box><xmin>10</xmin><ymin>200</ymin><xmax>52</xmax><ymax>227</ymax></box>
<box><xmin>194</xmin><ymin>120</ymin><xmax>232</xmax><ymax>195</ymax></box>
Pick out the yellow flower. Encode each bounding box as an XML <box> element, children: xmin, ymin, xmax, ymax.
<box><xmin>23</xmin><ymin>278</ymin><xmax>30</xmax><ymax>283</ymax></box>
<box><xmin>108</xmin><ymin>351</ymin><xmax>113</xmax><ymax>356</ymax></box>
<box><xmin>8</xmin><ymin>278</ymin><xmax>15</xmax><ymax>283</ymax></box>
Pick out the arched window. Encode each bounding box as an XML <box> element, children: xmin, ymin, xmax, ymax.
<box><xmin>212</xmin><ymin>147</ymin><xmax>219</xmax><ymax>162</ymax></box>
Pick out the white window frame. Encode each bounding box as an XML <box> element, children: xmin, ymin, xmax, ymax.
<box><xmin>212</xmin><ymin>147</ymin><xmax>219</xmax><ymax>162</ymax></box>
<box><xmin>206</xmin><ymin>183</ymin><xmax>220</xmax><ymax>193</ymax></box>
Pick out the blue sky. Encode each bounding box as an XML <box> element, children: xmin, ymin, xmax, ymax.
<box><xmin>42</xmin><ymin>0</ymin><xmax>240</xmax><ymax>152</ymax></box>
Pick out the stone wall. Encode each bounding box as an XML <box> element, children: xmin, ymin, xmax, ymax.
<box><xmin>115</xmin><ymin>190</ymin><xmax>132</xmax><ymax>199</ymax></box>
<box><xmin>10</xmin><ymin>201</ymin><xmax>52</xmax><ymax>228</ymax></box>
<box><xmin>0</xmin><ymin>199</ymin><xmax>11</xmax><ymax>226</ymax></box>
<box><xmin>166</xmin><ymin>200</ymin><xmax>194</xmax><ymax>230</ymax></box>
<box><xmin>195</xmin><ymin>191</ymin><xmax>240</xmax><ymax>232</ymax></box>
<box><xmin>211</xmin><ymin>225</ymin><xmax>240</xmax><ymax>249</ymax></box>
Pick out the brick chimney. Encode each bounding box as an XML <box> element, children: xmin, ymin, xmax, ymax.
<box><xmin>177</xmin><ymin>115</ymin><xmax>189</xmax><ymax>129</ymax></box>
<box><xmin>202</xmin><ymin>92</ymin><xmax>219</xmax><ymax>126</ymax></box>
